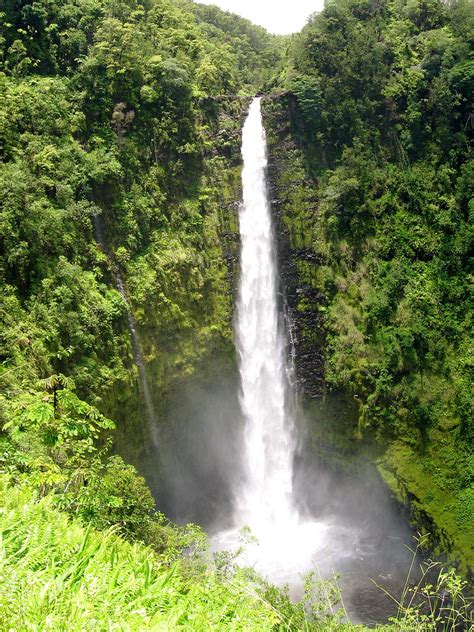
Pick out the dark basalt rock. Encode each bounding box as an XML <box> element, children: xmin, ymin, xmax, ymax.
<box><xmin>262</xmin><ymin>96</ymin><xmax>326</xmax><ymax>400</ymax></box>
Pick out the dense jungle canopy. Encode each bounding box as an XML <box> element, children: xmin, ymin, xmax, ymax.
<box><xmin>0</xmin><ymin>0</ymin><xmax>472</xmax><ymax>628</ymax></box>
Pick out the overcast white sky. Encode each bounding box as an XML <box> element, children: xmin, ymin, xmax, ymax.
<box><xmin>195</xmin><ymin>0</ymin><xmax>325</xmax><ymax>35</ymax></box>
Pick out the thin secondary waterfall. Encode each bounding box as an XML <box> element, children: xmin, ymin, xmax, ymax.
<box><xmin>92</xmin><ymin>214</ymin><xmax>157</xmax><ymax>429</ymax></box>
<box><xmin>235</xmin><ymin>97</ymin><xmax>296</xmax><ymax>529</ymax></box>
<box><xmin>113</xmin><ymin>273</ymin><xmax>157</xmax><ymax>429</ymax></box>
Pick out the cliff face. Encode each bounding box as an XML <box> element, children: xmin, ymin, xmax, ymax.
<box><xmin>262</xmin><ymin>95</ymin><xmax>473</xmax><ymax>576</ymax></box>
<box><xmin>263</xmin><ymin>96</ymin><xmax>326</xmax><ymax>401</ymax></box>
<box><xmin>1</xmin><ymin>0</ymin><xmax>281</xmax><ymax>515</ymax></box>
<box><xmin>105</xmin><ymin>98</ymin><xmax>249</xmax><ymax>475</ymax></box>
<box><xmin>105</xmin><ymin>98</ymin><xmax>254</xmax><ymax>527</ymax></box>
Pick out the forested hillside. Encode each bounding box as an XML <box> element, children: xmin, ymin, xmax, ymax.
<box><xmin>0</xmin><ymin>2</ymin><xmax>289</xmax><ymax>627</ymax></box>
<box><xmin>0</xmin><ymin>0</ymin><xmax>472</xmax><ymax>628</ymax></box>
<box><xmin>1</xmin><ymin>0</ymin><xmax>281</xmax><ymax>405</ymax></box>
<box><xmin>264</xmin><ymin>0</ymin><xmax>473</xmax><ymax>572</ymax></box>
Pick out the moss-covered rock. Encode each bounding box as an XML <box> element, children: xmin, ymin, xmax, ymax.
<box><xmin>262</xmin><ymin>94</ymin><xmax>473</xmax><ymax>578</ymax></box>
<box><xmin>102</xmin><ymin>97</ymin><xmax>250</xmax><ymax>479</ymax></box>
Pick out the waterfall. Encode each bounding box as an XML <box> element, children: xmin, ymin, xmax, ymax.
<box><xmin>212</xmin><ymin>97</ymin><xmax>331</xmax><ymax>586</ymax></box>
<box><xmin>235</xmin><ymin>97</ymin><xmax>296</xmax><ymax>530</ymax></box>
<box><xmin>92</xmin><ymin>214</ymin><xmax>157</xmax><ymax>429</ymax></box>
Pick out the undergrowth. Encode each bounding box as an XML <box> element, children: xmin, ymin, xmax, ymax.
<box><xmin>0</xmin><ymin>477</ymin><xmax>278</xmax><ymax>630</ymax></box>
<box><xmin>1</xmin><ymin>476</ymin><xmax>471</xmax><ymax>631</ymax></box>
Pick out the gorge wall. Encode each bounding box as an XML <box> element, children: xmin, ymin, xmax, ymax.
<box><xmin>105</xmin><ymin>97</ymin><xmax>249</xmax><ymax>474</ymax></box>
<box><xmin>0</xmin><ymin>0</ymin><xmax>281</xmax><ymax>512</ymax></box>
<box><xmin>262</xmin><ymin>94</ymin><xmax>473</xmax><ymax>577</ymax></box>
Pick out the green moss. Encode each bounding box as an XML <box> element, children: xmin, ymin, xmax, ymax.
<box><xmin>99</xmin><ymin>97</ymin><xmax>246</xmax><ymax>466</ymax></box>
<box><xmin>379</xmin><ymin>437</ymin><xmax>474</xmax><ymax>575</ymax></box>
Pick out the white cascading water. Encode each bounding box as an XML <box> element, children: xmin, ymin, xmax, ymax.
<box><xmin>214</xmin><ymin>97</ymin><xmax>332</xmax><ymax>586</ymax></box>
<box><xmin>235</xmin><ymin>96</ymin><xmax>295</xmax><ymax>530</ymax></box>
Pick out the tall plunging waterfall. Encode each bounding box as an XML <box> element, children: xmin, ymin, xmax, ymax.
<box><xmin>235</xmin><ymin>97</ymin><xmax>296</xmax><ymax>529</ymax></box>
<box><xmin>213</xmin><ymin>98</ymin><xmax>330</xmax><ymax>582</ymax></box>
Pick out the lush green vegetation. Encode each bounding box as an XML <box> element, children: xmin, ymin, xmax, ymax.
<box><xmin>1</xmin><ymin>0</ymin><xmax>283</xmax><ymax>410</ymax></box>
<box><xmin>1</xmin><ymin>472</ymin><xmax>471</xmax><ymax>630</ymax></box>
<box><xmin>265</xmin><ymin>0</ymin><xmax>473</xmax><ymax>572</ymax></box>
<box><xmin>0</xmin><ymin>477</ymin><xmax>280</xmax><ymax>629</ymax></box>
<box><xmin>1</xmin><ymin>0</ymin><xmax>472</xmax><ymax>627</ymax></box>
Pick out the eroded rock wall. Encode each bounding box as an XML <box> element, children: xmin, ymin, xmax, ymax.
<box><xmin>263</xmin><ymin>96</ymin><xmax>325</xmax><ymax>400</ymax></box>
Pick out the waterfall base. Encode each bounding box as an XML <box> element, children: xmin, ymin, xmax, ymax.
<box><xmin>210</xmin><ymin>507</ymin><xmax>415</xmax><ymax>625</ymax></box>
<box><xmin>212</xmin><ymin>518</ymin><xmax>360</xmax><ymax>592</ymax></box>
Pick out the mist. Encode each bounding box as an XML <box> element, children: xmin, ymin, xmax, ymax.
<box><xmin>139</xmin><ymin>368</ymin><xmax>415</xmax><ymax>623</ymax></box>
<box><xmin>147</xmin><ymin>360</ymin><xmax>244</xmax><ymax>529</ymax></box>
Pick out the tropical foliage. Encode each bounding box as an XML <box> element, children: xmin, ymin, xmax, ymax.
<box><xmin>0</xmin><ymin>0</ymin><xmax>472</xmax><ymax>627</ymax></box>
<box><xmin>266</xmin><ymin>0</ymin><xmax>473</xmax><ymax>571</ymax></box>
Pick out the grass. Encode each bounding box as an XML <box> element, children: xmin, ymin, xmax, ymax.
<box><xmin>0</xmin><ymin>476</ymin><xmax>470</xmax><ymax>630</ymax></box>
<box><xmin>371</xmin><ymin>535</ymin><xmax>473</xmax><ymax>632</ymax></box>
<box><xmin>0</xmin><ymin>476</ymin><xmax>278</xmax><ymax>630</ymax></box>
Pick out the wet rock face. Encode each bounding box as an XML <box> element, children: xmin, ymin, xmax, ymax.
<box><xmin>110</xmin><ymin>97</ymin><xmax>249</xmax><ymax>469</ymax></box>
<box><xmin>262</xmin><ymin>96</ymin><xmax>326</xmax><ymax>399</ymax></box>
<box><xmin>199</xmin><ymin>97</ymin><xmax>250</xmax><ymax>311</ymax></box>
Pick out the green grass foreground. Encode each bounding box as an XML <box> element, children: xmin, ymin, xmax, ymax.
<box><xmin>0</xmin><ymin>477</ymin><xmax>280</xmax><ymax>630</ymax></box>
<box><xmin>2</xmin><ymin>475</ymin><xmax>472</xmax><ymax>631</ymax></box>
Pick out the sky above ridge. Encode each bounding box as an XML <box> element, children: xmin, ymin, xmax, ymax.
<box><xmin>195</xmin><ymin>0</ymin><xmax>325</xmax><ymax>35</ymax></box>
